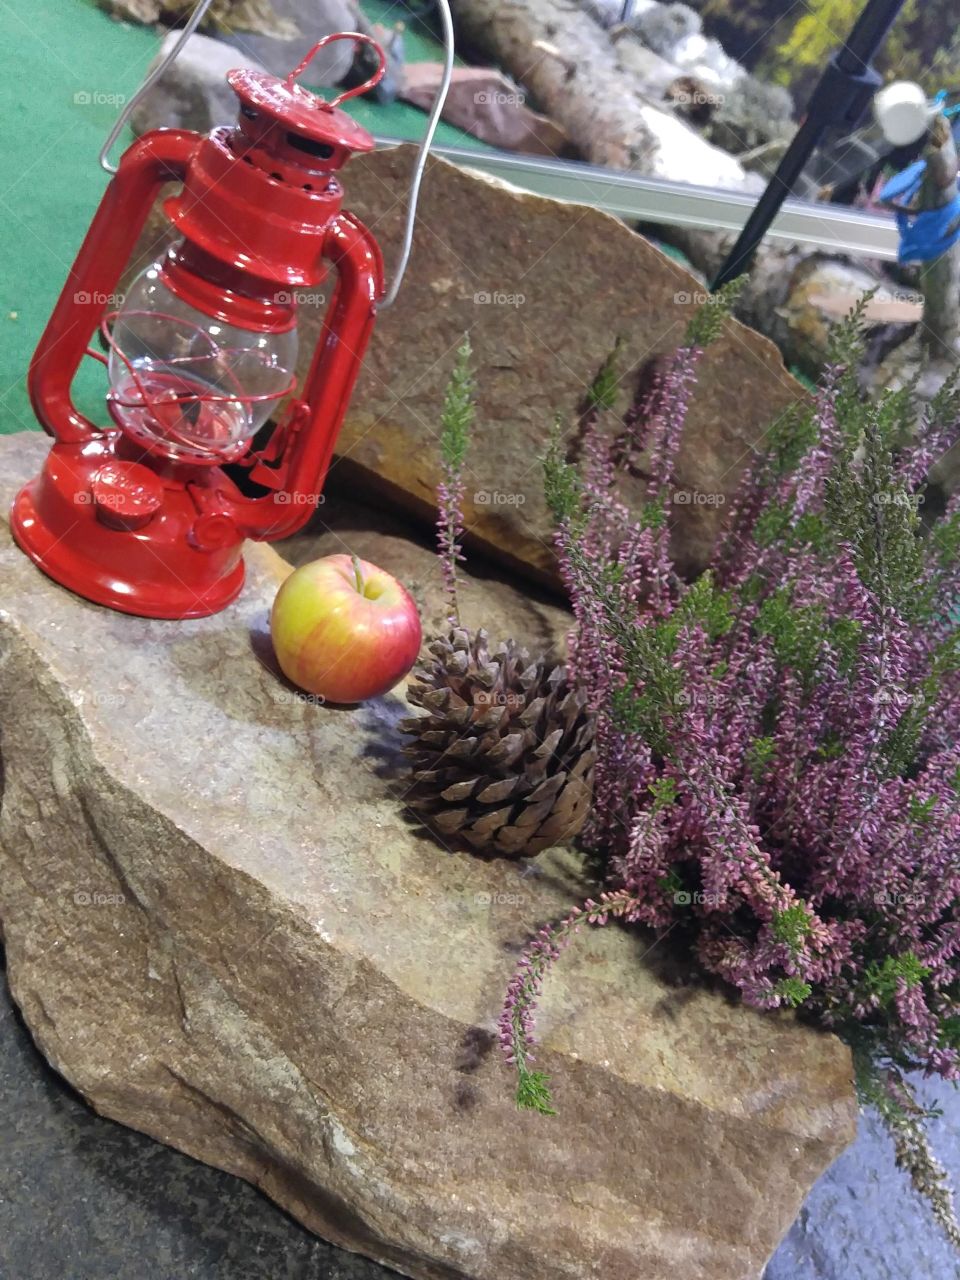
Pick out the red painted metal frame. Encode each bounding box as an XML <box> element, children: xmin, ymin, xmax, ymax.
<box><xmin>12</xmin><ymin>41</ymin><xmax>386</xmax><ymax>619</ymax></box>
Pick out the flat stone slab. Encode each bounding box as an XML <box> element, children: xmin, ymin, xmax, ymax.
<box><xmin>0</xmin><ymin>432</ymin><xmax>856</xmax><ymax>1280</ymax></box>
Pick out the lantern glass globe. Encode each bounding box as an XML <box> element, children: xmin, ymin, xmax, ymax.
<box><xmin>107</xmin><ymin>261</ymin><xmax>298</xmax><ymax>462</ymax></box>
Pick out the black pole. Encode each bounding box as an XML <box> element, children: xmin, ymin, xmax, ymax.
<box><xmin>711</xmin><ymin>0</ymin><xmax>909</xmax><ymax>290</ymax></box>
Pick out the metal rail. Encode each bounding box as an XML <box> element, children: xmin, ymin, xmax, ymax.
<box><xmin>711</xmin><ymin>0</ymin><xmax>908</xmax><ymax>285</ymax></box>
<box><xmin>375</xmin><ymin>137</ymin><xmax>901</xmax><ymax>261</ymax></box>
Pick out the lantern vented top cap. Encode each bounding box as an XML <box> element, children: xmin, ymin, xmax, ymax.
<box><xmin>228</xmin><ymin>32</ymin><xmax>385</xmax><ymax>158</ymax></box>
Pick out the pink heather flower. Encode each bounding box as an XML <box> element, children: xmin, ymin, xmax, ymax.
<box><xmin>505</xmin><ymin>339</ymin><xmax>960</xmax><ymax>1107</ymax></box>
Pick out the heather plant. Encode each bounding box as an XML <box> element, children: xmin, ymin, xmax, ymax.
<box><xmin>436</xmin><ymin>334</ymin><xmax>475</xmax><ymax>627</ymax></box>
<box><xmin>500</xmin><ymin>292</ymin><xmax>960</xmax><ymax>1245</ymax></box>
<box><xmin>403</xmin><ymin>334</ymin><xmax>595</xmax><ymax>858</ymax></box>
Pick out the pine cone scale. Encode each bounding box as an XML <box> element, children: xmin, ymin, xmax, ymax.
<box><xmin>440</xmin><ymin>778</ymin><xmax>480</xmax><ymax>802</ymax></box>
<box><xmin>402</xmin><ymin>628</ymin><xmax>596</xmax><ymax>859</ymax></box>
<box><xmin>476</xmin><ymin>776</ymin><xmax>521</xmax><ymax>803</ymax></box>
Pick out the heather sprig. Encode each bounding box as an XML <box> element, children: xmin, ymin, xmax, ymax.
<box><xmin>855</xmin><ymin>1048</ymin><xmax>960</xmax><ymax>1250</ymax></box>
<box><xmin>437</xmin><ymin>335</ymin><xmax>475</xmax><ymax>625</ymax></box>
<box><xmin>502</xmin><ymin>292</ymin><xmax>960</xmax><ymax>1246</ymax></box>
<box><xmin>684</xmin><ymin>276</ymin><xmax>744</xmax><ymax>347</ymax></box>
<box><xmin>498</xmin><ymin>890</ymin><xmax>642</xmax><ymax>1115</ymax></box>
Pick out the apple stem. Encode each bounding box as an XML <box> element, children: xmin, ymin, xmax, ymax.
<box><xmin>352</xmin><ymin>553</ymin><xmax>365</xmax><ymax>595</ymax></box>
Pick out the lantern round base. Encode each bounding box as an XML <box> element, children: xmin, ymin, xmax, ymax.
<box><xmin>11</xmin><ymin>441</ymin><xmax>247</xmax><ymax>620</ymax></box>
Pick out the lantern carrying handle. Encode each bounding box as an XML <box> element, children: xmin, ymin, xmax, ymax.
<box><xmin>99</xmin><ymin>0</ymin><xmax>217</xmax><ymax>175</ymax></box>
<box><xmin>286</xmin><ymin>33</ymin><xmax>387</xmax><ymax>109</ymax></box>
<box><xmin>98</xmin><ymin>0</ymin><xmax>456</xmax><ymax>308</ymax></box>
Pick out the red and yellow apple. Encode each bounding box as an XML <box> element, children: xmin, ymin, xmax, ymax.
<box><xmin>270</xmin><ymin>553</ymin><xmax>422</xmax><ymax>704</ymax></box>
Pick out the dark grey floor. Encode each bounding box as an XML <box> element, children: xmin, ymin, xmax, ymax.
<box><xmin>1</xmin><ymin>948</ymin><xmax>958</xmax><ymax>1280</ymax></box>
<box><xmin>763</xmin><ymin>1071</ymin><xmax>960</xmax><ymax>1280</ymax></box>
<box><xmin>0</xmin><ymin>950</ymin><xmax>393</xmax><ymax>1280</ymax></box>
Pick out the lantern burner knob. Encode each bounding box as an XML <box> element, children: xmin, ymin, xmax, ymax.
<box><xmin>91</xmin><ymin>461</ymin><xmax>165</xmax><ymax>531</ymax></box>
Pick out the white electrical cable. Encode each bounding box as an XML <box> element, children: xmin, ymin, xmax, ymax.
<box><xmin>380</xmin><ymin>0</ymin><xmax>455</xmax><ymax>308</ymax></box>
<box><xmin>98</xmin><ymin>0</ymin><xmax>456</xmax><ymax>307</ymax></box>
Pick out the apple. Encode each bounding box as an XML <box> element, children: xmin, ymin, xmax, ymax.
<box><xmin>270</xmin><ymin>553</ymin><xmax>422</xmax><ymax>704</ymax></box>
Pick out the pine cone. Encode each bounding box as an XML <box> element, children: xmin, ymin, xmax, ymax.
<box><xmin>400</xmin><ymin>628</ymin><xmax>595</xmax><ymax>858</ymax></box>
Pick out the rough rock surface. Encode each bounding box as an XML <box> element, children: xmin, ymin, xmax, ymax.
<box><xmin>274</xmin><ymin>483</ymin><xmax>574</xmax><ymax>656</ymax></box>
<box><xmin>124</xmin><ymin>147</ymin><xmax>804</xmax><ymax>583</ymax></box>
<box><xmin>2</xmin><ymin>960</ymin><xmax>957</xmax><ymax>1280</ymax></box>
<box><xmin>212</xmin><ymin>0</ymin><xmax>359</xmax><ymax>84</ymax></box>
<box><xmin>768</xmin><ymin>257</ymin><xmax>917</xmax><ymax>382</ymax></box>
<box><xmin>611</xmin><ymin>33</ymin><xmax>687</xmax><ymax>100</ymax></box>
<box><xmin>400</xmin><ymin>65</ymin><xmax>571</xmax><ymax>157</ymax></box>
<box><xmin>658</xmin><ymin>229</ymin><xmax>903</xmax><ymax>383</ymax></box>
<box><xmin>449</xmin><ymin>0</ymin><xmax>758</xmax><ymax>186</ymax></box>
<box><xmin>97</xmin><ymin>0</ymin><xmax>306</xmax><ymax>40</ymax></box>
<box><xmin>329</xmin><ymin>148</ymin><xmax>802</xmax><ymax>581</ymax></box>
<box><xmin>765</xmin><ymin>1077</ymin><xmax>960</xmax><ymax>1280</ymax></box>
<box><xmin>96</xmin><ymin>0</ymin><xmax>162</xmax><ymax>23</ymax></box>
<box><xmin>129</xmin><ymin>32</ymin><xmax>270</xmax><ymax>137</ymax></box>
<box><xmin>167</xmin><ymin>0</ymin><xmax>301</xmax><ymax>40</ymax></box>
<box><xmin>0</xmin><ymin>432</ymin><xmax>857</xmax><ymax>1280</ymax></box>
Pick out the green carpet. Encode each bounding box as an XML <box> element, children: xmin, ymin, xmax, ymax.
<box><xmin>0</xmin><ymin>0</ymin><xmax>484</xmax><ymax>438</ymax></box>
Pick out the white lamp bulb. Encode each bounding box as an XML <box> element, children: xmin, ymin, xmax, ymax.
<box><xmin>874</xmin><ymin>81</ymin><xmax>932</xmax><ymax>147</ymax></box>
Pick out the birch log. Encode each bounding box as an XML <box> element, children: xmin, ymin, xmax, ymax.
<box><xmin>448</xmin><ymin>0</ymin><xmax>753</xmax><ymax>184</ymax></box>
<box><xmin>447</xmin><ymin>0</ymin><xmax>915</xmax><ymax>378</ymax></box>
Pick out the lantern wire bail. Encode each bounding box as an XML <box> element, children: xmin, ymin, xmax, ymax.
<box><xmin>97</xmin><ymin>0</ymin><xmax>456</xmax><ymax>311</ymax></box>
<box><xmin>285</xmin><ymin>32</ymin><xmax>388</xmax><ymax>109</ymax></box>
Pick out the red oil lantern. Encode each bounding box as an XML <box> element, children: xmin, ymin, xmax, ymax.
<box><xmin>12</xmin><ymin>34</ymin><xmax>393</xmax><ymax>619</ymax></box>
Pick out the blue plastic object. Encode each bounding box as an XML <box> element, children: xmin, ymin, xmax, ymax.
<box><xmin>880</xmin><ymin>158</ymin><xmax>960</xmax><ymax>264</ymax></box>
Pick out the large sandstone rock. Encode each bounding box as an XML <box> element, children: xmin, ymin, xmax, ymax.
<box><xmin>0</xmin><ymin>432</ymin><xmax>857</xmax><ymax>1280</ymax></box>
<box><xmin>125</xmin><ymin>147</ymin><xmax>804</xmax><ymax>582</ymax></box>
<box><xmin>335</xmin><ymin>149</ymin><xmax>802</xmax><ymax>581</ymax></box>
